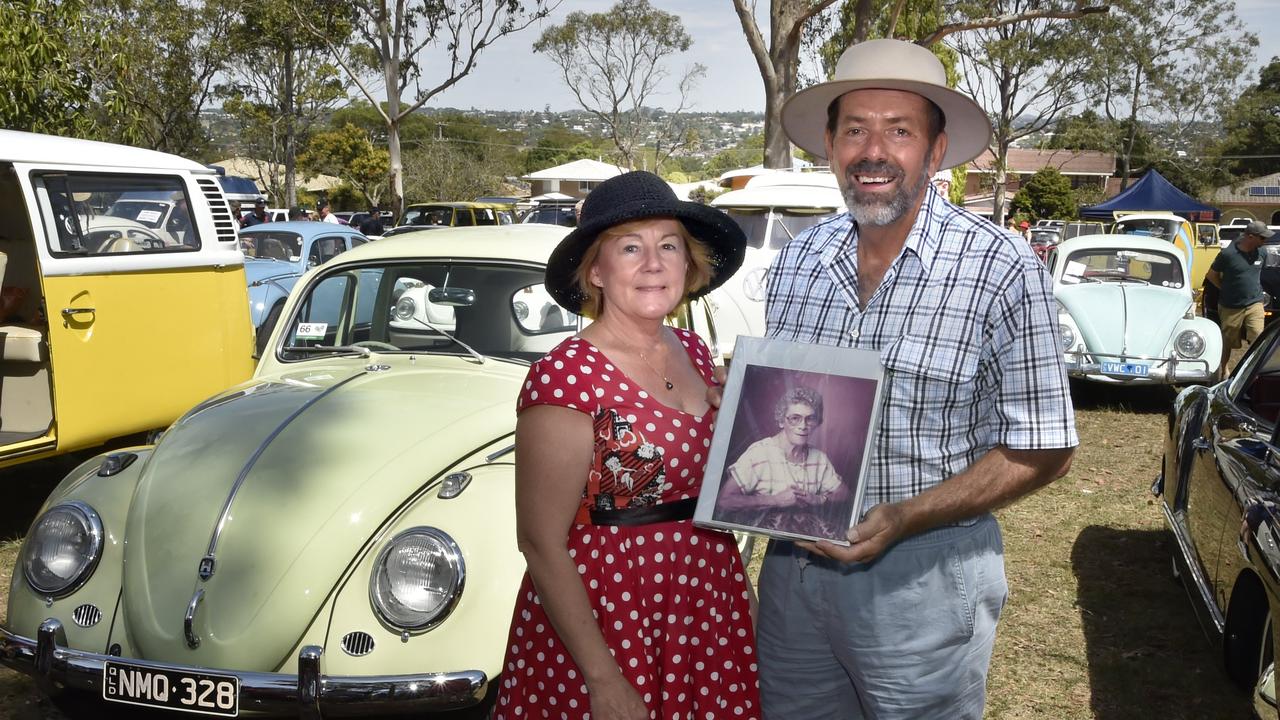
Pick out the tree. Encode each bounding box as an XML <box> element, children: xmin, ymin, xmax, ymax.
<box><xmin>300</xmin><ymin>0</ymin><xmax>557</xmax><ymax>217</ymax></box>
<box><xmin>524</xmin><ymin>125</ymin><xmax>602</xmax><ymax>174</ymax></box>
<box><xmin>731</xmin><ymin>0</ymin><xmax>1107</xmax><ymax>169</ymax></box>
<box><xmin>533</xmin><ymin>0</ymin><xmax>704</xmax><ymax>172</ymax></box>
<box><xmin>952</xmin><ymin>0</ymin><xmax>1098</xmax><ymax>223</ymax></box>
<box><xmin>1045</xmin><ymin>110</ymin><xmax>1121</xmax><ymax>154</ymax></box>
<box><xmin>0</xmin><ymin>0</ymin><xmax>108</xmax><ymax>136</ymax></box>
<box><xmin>220</xmin><ymin>0</ymin><xmax>349</xmax><ymax>206</ymax></box>
<box><xmin>1218</xmin><ymin>57</ymin><xmax>1280</xmax><ymax>179</ymax></box>
<box><xmin>1010</xmin><ymin>167</ymin><xmax>1077</xmax><ymax>220</ymax></box>
<box><xmin>1084</xmin><ymin>0</ymin><xmax>1253</xmax><ymax>190</ymax></box>
<box><xmin>299</xmin><ymin>123</ymin><xmax>391</xmax><ymax>206</ymax></box>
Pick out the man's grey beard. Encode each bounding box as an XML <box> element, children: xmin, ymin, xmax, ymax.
<box><xmin>841</xmin><ymin>146</ymin><xmax>935</xmax><ymax>228</ymax></box>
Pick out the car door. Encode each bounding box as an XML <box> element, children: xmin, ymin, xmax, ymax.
<box><xmin>1195</xmin><ymin>331</ymin><xmax>1280</xmax><ymax>606</ymax></box>
<box><xmin>25</xmin><ymin>169</ymin><xmax>254</xmax><ymax>457</ymax></box>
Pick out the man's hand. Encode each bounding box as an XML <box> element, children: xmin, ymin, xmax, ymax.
<box><xmin>797</xmin><ymin>502</ymin><xmax>906</xmax><ymax>564</ymax></box>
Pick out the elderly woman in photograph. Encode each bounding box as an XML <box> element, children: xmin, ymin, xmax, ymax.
<box><xmin>493</xmin><ymin>171</ymin><xmax>759</xmax><ymax>720</ymax></box>
<box><xmin>715</xmin><ymin>385</ymin><xmax>848</xmax><ymax>539</ymax></box>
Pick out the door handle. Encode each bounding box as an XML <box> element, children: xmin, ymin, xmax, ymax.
<box><xmin>60</xmin><ymin>307</ymin><xmax>95</xmax><ymax>317</ymax></box>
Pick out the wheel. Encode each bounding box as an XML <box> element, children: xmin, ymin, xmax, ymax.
<box><xmin>1225</xmin><ymin>582</ymin><xmax>1273</xmax><ymax>690</ymax></box>
<box><xmin>256</xmin><ymin>303</ymin><xmax>283</xmax><ymax>356</ymax></box>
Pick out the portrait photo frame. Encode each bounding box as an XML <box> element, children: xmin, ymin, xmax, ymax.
<box><xmin>693</xmin><ymin>336</ymin><xmax>885</xmax><ymax>544</ymax></box>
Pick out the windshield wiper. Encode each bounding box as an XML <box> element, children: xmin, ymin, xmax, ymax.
<box><xmin>282</xmin><ymin>344</ymin><xmax>372</xmax><ymax>358</ymax></box>
<box><xmin>407</xmin><ymin>317</ymin><xmax>485</xmax><ymax>364</ymax></box>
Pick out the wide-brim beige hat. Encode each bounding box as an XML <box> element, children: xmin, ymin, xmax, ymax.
<box><xmin>782</xmin><ymin>39</ymin><xmax>992</xmax><ymax>170</ymax></box>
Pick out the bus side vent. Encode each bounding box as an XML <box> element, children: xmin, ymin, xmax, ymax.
<box><xmin>196</xmin><ymin>177</ymin><xmax>239</xmax><ymax>244</ymax></box>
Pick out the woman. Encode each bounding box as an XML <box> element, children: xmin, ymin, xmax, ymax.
<box><xmin>714</xmin><ymin>386</ymin><xmax>848</xmax><ymax>541</ymax></box>
<box><xmin>494</xmin><ymin>171</ymin><xmax>758</xmax><ymax>720</ymax></box>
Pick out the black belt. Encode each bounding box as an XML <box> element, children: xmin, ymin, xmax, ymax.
<box><xmin>589</xmin><ymin>498</ymin><xmax>698</xmax><ymax>526</ymax></box>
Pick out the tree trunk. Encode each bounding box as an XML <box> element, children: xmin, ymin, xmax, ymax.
<box><xmin>1118</xmin><ymin>68</ymin><xmax>1141</xmax><ymax>191</ymax></box>
<box><xmin>283</xmin><ymin>41</ymin><xmax>297</xmax><ymax>208</ymax></box>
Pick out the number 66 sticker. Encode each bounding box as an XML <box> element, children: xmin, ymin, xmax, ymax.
<box><xmin>296</xmin><ymin>322</ymin><xmax>327</xmax><ymax>339</ymax></box>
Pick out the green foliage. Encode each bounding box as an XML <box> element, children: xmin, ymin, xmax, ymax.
<box><xmin>0</xmin><ymin>0</ymin><xmax>101</xmax><ymax>136</ymax></box>
<box><xmin>299</xmin><ymin>123</ymin><xmax>391</xmax><ymax>205</ymax></box>
<box><xmin>402</xmin><ymin>141</ymin><xmax>514</xmax><ymax>204</ymax></box>
<box><xmin>1217</xmin><ymin>57</ymin><xmax>1280</xmax><ymax>179</ymax></box>
<box><xmin>1046</xmin><ymin>111</ymin><xmax>1121</xmax><ymax>154</ymax></box>
<box><xmin>687</xmin><ymin>185</ymin><xmax>727</xmax><ymax>205</ymax></box>
<box><xmin>524</xmin><ymin>125</ymin><xmax>602</xmax><ymax>173</ymax></box>
<box><xmin>1010</xmin><ymin>168</ymin><xmax>1078</xmax><ymax>220</ymax></box>
<box><xmin>534</xmin><ymin>0</ymin><xmax>704</xmax><ymax>170</ymax></box>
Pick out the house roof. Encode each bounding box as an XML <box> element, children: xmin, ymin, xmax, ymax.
<box><xmin>522</xmin><ymin>159</ymin><xmax>626</xmax><ymax>182</ymax></box>
<box><xmin>970</xmin><ymin>148</ymin><xmax>1115</xmax><ymax>176</ymax></box>
<box><xmin>1211</xmin><ymin>171</ymin><xmax>1280</xmax><ymax>204</ymax></box>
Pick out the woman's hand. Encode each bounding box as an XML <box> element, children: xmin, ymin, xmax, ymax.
<box><xmin>587</xmin><ymin>672</ymin><xmax>649</xmax><ymax>720</ymax></box>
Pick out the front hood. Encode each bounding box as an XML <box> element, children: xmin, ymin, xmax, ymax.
<box><xmin>243</xmin><ymin>258</ymin><xmax>301</xmax><ymax>286</ymax></box>
<box><xmin>1057</xmin><ymin>283</ymin><xmax>1190</xmax><ymax>356</ymax></box>
<box><xmin>121</xmin><ymin>358</ymin><xmax>525</xmax><ymax>669</ymax></box>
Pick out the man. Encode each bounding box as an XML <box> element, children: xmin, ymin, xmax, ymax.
<box><xmin>1207</xmin><ymin>219</ymin><xmax>1272</xmax><ymax>374</ymax></box>
<box><xmin>166</xmin><ymin>191</ymin><xmax>195</xmax><ymax>247</ymax></box>
<box><xmin>240</xmin><ymin>197</ymin><xmax>270</xmax><ymax>228</ymax></box>
<box><xmin>358</xmin><ymin>205</ymin><xmax>385</xmax><ymax>236</ymax></box>
<box><xmin>317</xmin><ymin>200</ymin><xmax>341</xmax><ymax>224</ymax></box>
<box><xmin>755</xmin><ymin>39</ymin><xmax>1077</xmax><ymax>718</ymax></box>
<box><xmin>288</xmin><ymin>206</ymin><xmax>306</xmax><ymax>221</ymax></box>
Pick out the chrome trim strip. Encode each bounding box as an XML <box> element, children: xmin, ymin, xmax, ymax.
<box><xmin>1120</xmin><ymin>285</ymin><xmax>1129</xmax><ymax>356</ymax></box>
<box><xmin>485</xmin><ymin>443</ymin><xmax>515</xmax><ymax>463</ymax></box>
<box><xmin>1160</xmin><ymin>502</ymin><xmax>1225</xmax><ymax>633</ymax></box>
<box><xmin>203</xmin><ymin>372</ymin><xmax>367</xmax><ymax>572</ymax></box>
<box><xmin>1</xmin><ymin>621</ymin><xmax>487</xmax><ymax>714</ymax></box>
<box><xmin>184</xmin><ymin>589</ymin><xmax>204</xmax><ymax>649</ymax></box>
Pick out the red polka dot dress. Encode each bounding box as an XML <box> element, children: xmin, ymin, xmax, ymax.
<box><xmin>494</xmin><ymin>328</ymin><xmax>760</xmax><ymax>720</ymax></box>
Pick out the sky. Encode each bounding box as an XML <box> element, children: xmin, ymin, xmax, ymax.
<box><xmin>418</xmin><ymin>0</ymin><xmax>1280</xmax><ymax>114</ymax></box>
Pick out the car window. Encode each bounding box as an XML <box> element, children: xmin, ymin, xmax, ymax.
<box><xmin>1059</xmin><ymin>247</ymin><xmax>1184</xmax><ymax>288</ymax></box>
<box><xmin>281</xmin><ymin>261</ymin><xmax>572</xmax><ymax>361</ymax></box>
<box><xmin>474</xmin><ymin>208</ymin><xmax>497</xmax><ymax>226</ymax></box>
<box><xmin>1231</xmin><ymin>330</ymin><xmax>1280</xmax><ymax>425</ymax></box>
<box><xmin>454</xmin><ymin>209</ymin><xmax>475</xmax><ymax>227</ymax></box>
<box><xmin>308</xmin><ymin>236</ymin><xmax>346</xmax><ymax>267</ymax></box>
<box><xmin>35</xmin><ymin>173</ymin><xmax>199</xmax><ymax>254</ymax></box>
<box><xmin>241</xmin><ymin>231</ymin><xmax>302</xmax><ymax>260</ymax></box>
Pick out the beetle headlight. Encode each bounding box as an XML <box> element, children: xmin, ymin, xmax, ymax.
<box><xmin>1175</xmin><ymin>330</ymin><xmax>1206</xmax><ymax>358</ymax></box>
<box><xmin>22</xmin><ymin>501</ymin><xmax>104</xmax><ymax>597</ymax></box>
<box><xmin>393</xmin><ymin>296</ymin><xmax>416</xmax><ymax>321</ymax></box>
<box><xmin>370</xmin><ymin>527</ymin><xmax>464</xmax><ymax>631</ymax></box>
<box><xmin>1059</xmin><ymin>324</ymin><xmax>1076</xmax><ymax>351</ymax></box>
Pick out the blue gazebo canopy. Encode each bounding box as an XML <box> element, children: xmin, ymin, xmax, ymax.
<box><xmin>1081</xmin><ymin>169</ymin><xmax>1219</xmax><ymax>221</ymax></box>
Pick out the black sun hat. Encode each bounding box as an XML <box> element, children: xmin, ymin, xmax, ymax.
<box><xmin>545</xmin><ymin>171</ymin><xmax>747</xmax><ymax>314</ymax></box>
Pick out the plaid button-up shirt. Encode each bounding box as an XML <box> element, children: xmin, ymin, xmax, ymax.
<box><xmin>766</xmin><ymin>185</ymin><xmax>1078</xmax><ymax>519</ymax></box>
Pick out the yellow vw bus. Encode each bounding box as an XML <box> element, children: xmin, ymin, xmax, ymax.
<box><xmin>0</xmin><ymin>130</ymin><xmax>255</xmax><ymax>468</ymax></box>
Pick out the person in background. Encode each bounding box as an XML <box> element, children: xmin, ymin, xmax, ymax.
<box><xmin>317</xmin><ymin>200</ymin><xmax>341</xmax><ymax>224</ymax></box>
<box><xmin>240</xmin><ymin>197</ymin><xmax>270</xmax><ymax>228</ymax></box>
<box><xmin>494</xmin><ymin>170</ymin><xmax>758</xmax><ymax>720</ymax></box>
<box><xmin>288</xmin><ymin>206</ymin><xmax>306</xmax><ymax>221</ymax></box>
<box><xmin>1019</xmin><ymin>220</ymin><xmax>1031</xmax><ymax>240</ymax></box>
<box><xmin>743</xmin><ymin>38</ymin><xmax>1077</xmax><ymax>718</ymax></box>
<box><xmin>359</xmin><ymin>205</ymin><xmax>385</xmax><ymax>236</ymax></box>
<box><xmin>1207</xmin><ymin>219</ymin><xmax>1273</xmax><ymax>375</ymax></box>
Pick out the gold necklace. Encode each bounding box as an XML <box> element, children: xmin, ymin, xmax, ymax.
<box><xmin>638</xmin><ymin>350</ymin><xmax>674</xmax><ymax>390</ymax></box>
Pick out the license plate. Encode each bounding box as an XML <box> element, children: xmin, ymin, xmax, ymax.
<box><xmin>1101</xmin><ymin>361</ymin><xmax>1150</xmax><ymax>377</ymax></box>
<box><xmin>103</xmin><ymin>660</ymin><xmax>239</xmax><ymax>716</ymax></box>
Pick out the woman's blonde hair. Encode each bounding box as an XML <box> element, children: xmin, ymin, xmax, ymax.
<box><xmin>572</xmin><ymin>218</ymin><xmax>714</xmax><ymax>319</ymax></box>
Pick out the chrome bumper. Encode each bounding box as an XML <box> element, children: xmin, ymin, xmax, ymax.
<box><xmin>1063</xmin><ymin>351</ymin><xmax>1213</xmax><ymax>384</ymax></box>
<box><xmin>0</xmin><ymin>618</ymin><xmax>487</xmax><ymax>718</ymax></box>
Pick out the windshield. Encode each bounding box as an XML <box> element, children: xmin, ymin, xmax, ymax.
<box><xmin>724</xmin><ymin>208</ymin><xmax>837</xmax><ymax>250</ymax></box>
<box><xmin>240</xmin><ymin>231</ymin><xmax>303</xmax><ymax>260</ymax></box>
<box><xmin>1114</xmin><ymin>218</ymin><xmax>1179</xmax><ymax>241</ymax></box>
<box><xmin>1060</xmin><ymin>247</ymin><xmax>1184</xmax><ymax>288</ymax></box>
<box><xmin>278</xmin><ymin>260</ymin><xmax>581</xmax><ymax>362</ymax></box>
<box><xmin>1029</xmin><ymin>230</ymin><xmax>1060</xmax><ymax>245</ymax></box>
<box><xmin>105</xmin><ymin>200</ymin><xmax>170</xmax><ymax>229</ymax></box>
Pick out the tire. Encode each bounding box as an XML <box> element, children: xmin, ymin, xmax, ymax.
<box><xmin>1226</xmin><ymin>582</ymin><xmax>1272</xmax><ymax>690</ymax></box>
<box><xmin>255</xmin><ymin>303</ymin><xmax>283</xmax><ymax>357</ymax></box>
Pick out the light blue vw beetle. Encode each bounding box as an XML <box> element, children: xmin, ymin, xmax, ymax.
<box><xmin>1048</xmin><ymin>235</ymin><xmax>1222</xmax><ymax>385</ymax></box>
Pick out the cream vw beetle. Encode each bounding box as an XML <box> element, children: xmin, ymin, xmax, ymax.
<box><xmin>0</xmin><ymin>130</ymin><xmax>254</xmax><ymax>468</ymax></box>
<box><xmin>1</xmin><ymin>224</ymin><xmax>720</xmax><ymax>717</ymax></box>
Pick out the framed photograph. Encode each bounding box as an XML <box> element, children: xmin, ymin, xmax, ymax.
<box><xmin>693</xmin><ymin>336</ymin><xmax>884</xmax><ymax>544</ymax></box>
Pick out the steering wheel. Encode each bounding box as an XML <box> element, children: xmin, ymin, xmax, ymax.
<box><xmin>352</xmin><ymin>340</ymin><xmax>400</xmax><ymax>352</ymax></box>
<box><xmin>129</xmin><ymin>228</ymin><xmax>166</xmax><ymax>250</ymax></box>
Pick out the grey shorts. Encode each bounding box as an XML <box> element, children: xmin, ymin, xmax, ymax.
<box><xmin>756</xmin><ymin>514</ymin><xmax>1007</xmax><ymax>720</ymax></box>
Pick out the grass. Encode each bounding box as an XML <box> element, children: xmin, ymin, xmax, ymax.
<box><xmin>0</xmin><ymin>385</ymin><xmax>1258</xmax><ymax>718</ymax></box>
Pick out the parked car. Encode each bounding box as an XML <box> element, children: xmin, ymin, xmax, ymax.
<box><xmin>1062</xmin><ymin>221</ymin><xmax>1105</xmax><ymax>240</ymax></box>
<box><xmin>398</xmin><ymin>201</ymin><xmax>505</xmax><ymax>229</ymax></box>
<box><xmin>519</xmin><ymin>203</ymin><xmax>578</xmax><ymax>227</ymax></box>
<box><xmin>1048</xmin><ymin>235</ymin><xmax>1221</xmax><ymax>385</ymax></box>
<box><xmin>238</xmin><ymin>221</ymin><xmax>367</xmax><ymax>354</ymax></box>
<box><xmin>707</xmin><ymin>170</ymin><xmax>843</xmax><ymax>359</ymax></box>
<box><xmin>1155</xmin><ymin>318</ymin><xmax>1280</xmax><ymax>718</ymax></box>
<box><xmin>0</xmin><ymin>224</ymin><xmax>722</xmax><ymax>718</ymax></box>
<box><xmin>0</xmin><ymin>129</ymin><xmax>254</xmax><ymax>470</ymax></box>
<box><xmin>1027</xmin><ymin>226</ymin><xmax>1063</xmax><ymax>262</ymax></box>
